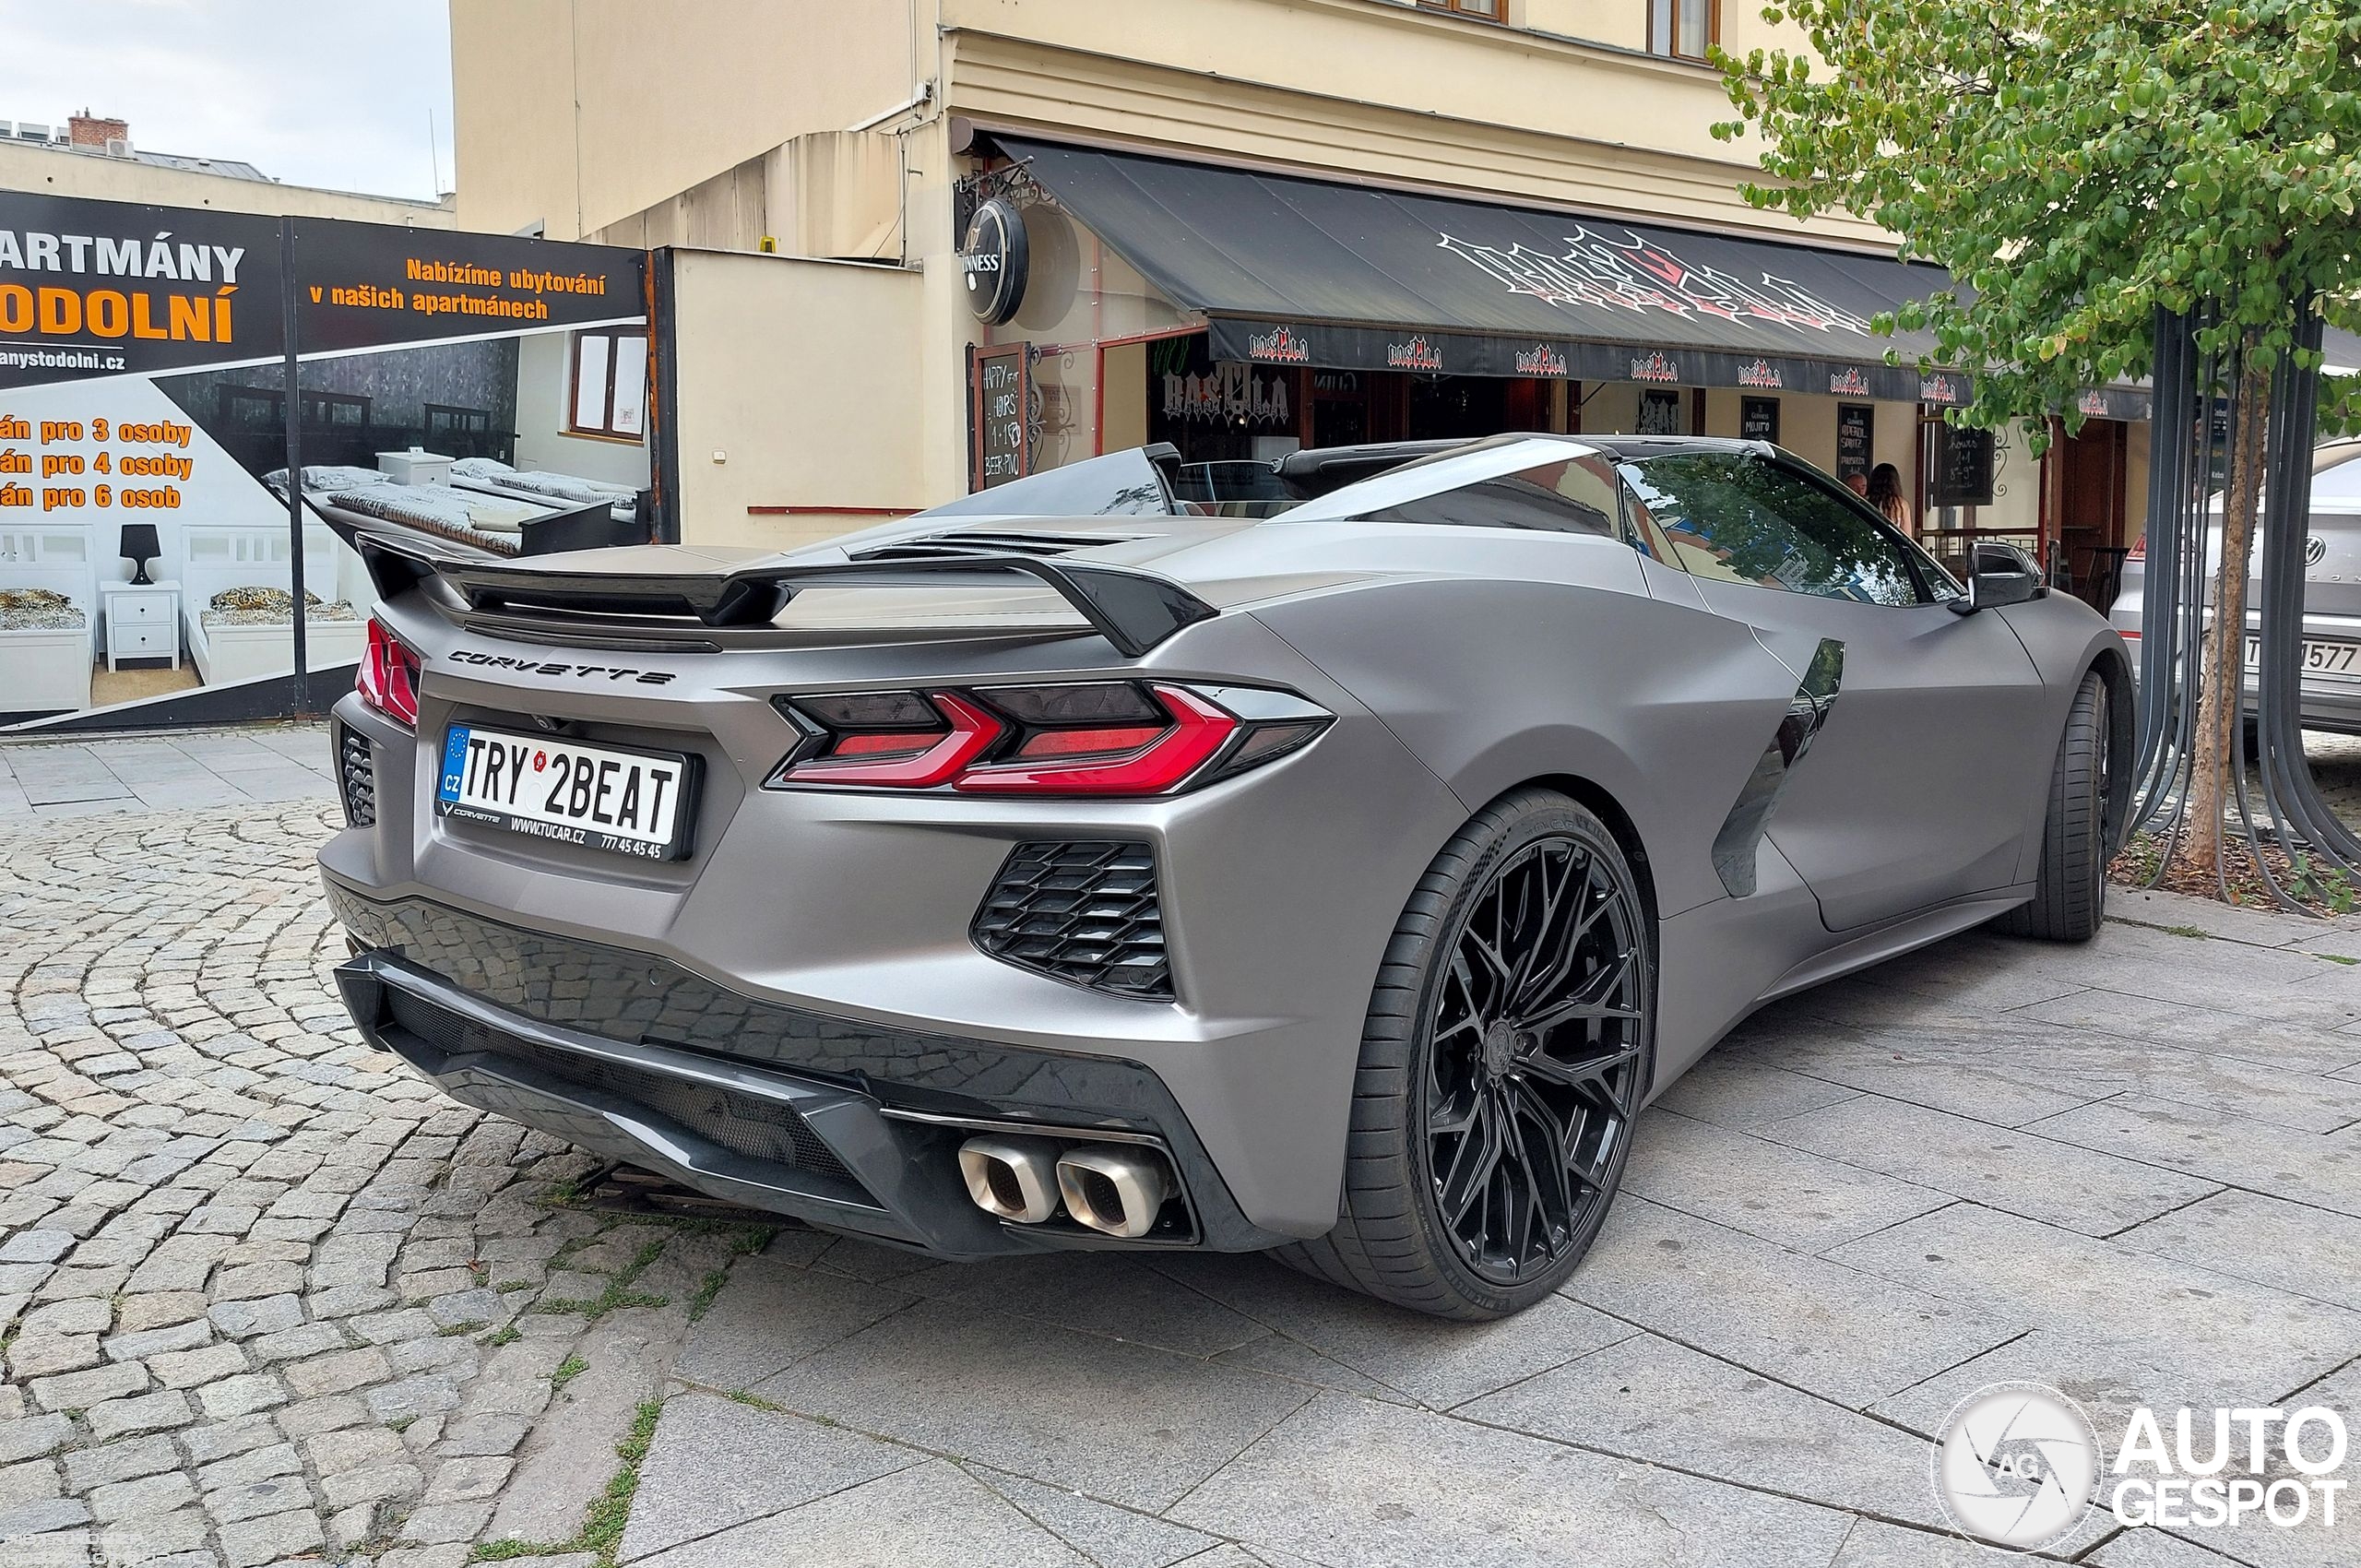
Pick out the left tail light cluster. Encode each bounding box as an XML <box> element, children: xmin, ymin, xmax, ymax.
<box><xmin>358</xmin><ymin>618</ymin><xmax>421</xmax><ymax>728</ymax></box>
<box><xmin>767</xmin><ymin>681</ymin><xmax>1328</xmax><ymax>796</ymax></box>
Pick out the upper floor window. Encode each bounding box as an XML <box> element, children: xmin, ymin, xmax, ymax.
<box><xmin>1648</xmin><ymin>0</ymin><xmax>1716</xmax><ymax>61</ymax></box>
<box><xmin>569</xmin><ymin>327</ymin><xmax>648</xmax><ymax>441</ymax></box>
<box><xmin>1418</xmin><ymin>0</ymin><xmax>1502</xmax><ymax>19</ymax></box>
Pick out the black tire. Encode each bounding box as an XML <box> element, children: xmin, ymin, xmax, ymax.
<box><xmin>1994</xmin><ymin>671</ymin><xmax>2108</xmax><ymax>942</ymax></box>
<box><xmin>1272</xmin><ymin>789</ymin><xmax>1654</xmax><ymax>1319</ymax></box>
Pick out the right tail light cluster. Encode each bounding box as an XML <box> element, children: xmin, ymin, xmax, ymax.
<box><xmin>766</xmin><ymin>681</ymin><xmax>1329</xmax><ymax>797</ymax></box>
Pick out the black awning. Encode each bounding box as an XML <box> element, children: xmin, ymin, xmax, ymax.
<box><xmin>999</xmin><ymin>137</ymin><xmax>1982</xmax><ymax>407</ymax></box>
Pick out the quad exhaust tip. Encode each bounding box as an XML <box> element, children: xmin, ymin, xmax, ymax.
<box><xmin>956</xmin><ymin>1136</ymin><xmax>1062</xmax><ymax>1224</ymax></box>
<box><xmin>1055</xmin><ymin>1146</ymin><xmax>1174</xmax><ymax>1239</ymax></box>
<box><xmin>955</xmin><ymin>1135</ymin><xmax>1178</xmax><ymax>1238</ymax></box>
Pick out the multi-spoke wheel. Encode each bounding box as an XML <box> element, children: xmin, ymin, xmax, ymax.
<box><xmin>1274</xmin><ymin>788</ymin><xmax>1654</xmax><ymax>1319</ymax></box>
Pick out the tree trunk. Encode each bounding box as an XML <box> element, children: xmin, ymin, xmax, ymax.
<box><xmin>2177</xmin><ymin>335</ymin><xmax>2273</xmax><ymax>883</ymax></box>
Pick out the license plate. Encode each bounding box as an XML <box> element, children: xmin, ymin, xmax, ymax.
<box><xmin>436</xmin><ymin>725</ymin><xmax>696</xmax><ymax>860</ymax></box>
<box><xmin>2244</xmin><ymin>636</ymin><xmax>2361</xmax><ymax>675</ymax></box>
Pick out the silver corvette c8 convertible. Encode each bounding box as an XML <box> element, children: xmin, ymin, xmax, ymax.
<box><xmin>320</xmin><ymin>434</ymin><xmax>2130</xmax><ymax>1319</ymax></box>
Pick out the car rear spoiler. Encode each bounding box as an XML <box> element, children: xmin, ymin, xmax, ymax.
<box><xmin>341</xmin><ymin>523</ymin><xmax>1219</xmax><ymax>659</ymax></box>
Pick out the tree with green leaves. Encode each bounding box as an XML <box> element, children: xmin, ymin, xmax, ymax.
<box><xmin>1714</xmin><ymin>1</ymin><xmax>2361</xmax><ymax>885</ymax></box>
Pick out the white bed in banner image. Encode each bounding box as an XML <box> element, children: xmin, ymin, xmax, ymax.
<box><xmin>180</xmin><ymin>521</ymin><xmax>366</xmax><ymax>687</ymax></box>
<box><xmin>0</xmin><ymin>524</ymin><xmax>99</xmax><ymax>714</ymax></box>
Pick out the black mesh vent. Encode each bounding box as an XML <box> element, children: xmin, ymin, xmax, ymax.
<box><xmin>337</xmin><ymin>726</ymin><xmax>376</xmax><ymax>828</ymax></box>
<box><xmin>973</xmin><ymin>840</ymin><xmax>1171</xmax><ymax>1000</ymax></box>
<box><xmin>381</xmin><ymin>987</ymin><xmax>857</xmax><ymax>1183</ymax></box>
<box><xmin>849</xmin><ymin>529</ymin><xmax>1138</xmax><ymax>563</ymax></box>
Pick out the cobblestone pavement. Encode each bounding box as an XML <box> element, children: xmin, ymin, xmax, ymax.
<box><xmin>10</xmin><ymin>735</ymin><xmax>2361</xmax><ymax>1566</ymax></box>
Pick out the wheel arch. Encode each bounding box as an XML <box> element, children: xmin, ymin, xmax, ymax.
<box><xmin>1481</xmin><ymin>772</ymin><xmax>1660</xmax><ymax>940</ymax></box>
<box><xmin>2081</xmin><ymin>640</ymin><xmax>2137</xmax><ymax>854</ymax></box>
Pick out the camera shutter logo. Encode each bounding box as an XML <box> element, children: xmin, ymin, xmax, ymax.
<box><xmin>1932</xmin><ymin>1383</ymin><xmax>2100</xmax><ymax>1550</ymax></box>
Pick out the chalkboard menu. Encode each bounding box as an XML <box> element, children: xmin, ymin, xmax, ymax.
<box><xmin>970</xmin><ymin>346</ymin><xmax>1029</xmax><ymax>491</ymax></box>
<box><xmin>1929</xmin><ymin>422</ymin><xmax>1996</xmax><ymax>506</ymax></box>
<box><xmin>1740</xmin><ymin>397</ymin><xmax>1781</xmax><ymax>445</ymax></box>
<box><xmin>1835</xmin><ymin>403</ymin><xmax>1873</xmax><ymax>482</ymax></box>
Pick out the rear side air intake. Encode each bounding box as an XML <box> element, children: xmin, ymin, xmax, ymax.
<box><xmin>973</xmin><ymin>841</ymin><xmax>1170</xmax><ymax>999</ymax></box>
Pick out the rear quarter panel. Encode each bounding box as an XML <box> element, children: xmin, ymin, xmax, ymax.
<box><xmin>1245</xmin><ymin>564</ymin><xmax>1812</xmax><ymax>921</ymax></box>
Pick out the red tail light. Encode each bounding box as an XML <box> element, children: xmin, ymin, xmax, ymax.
<box><xmin>958</xmin><ymin>685</ymin><xmax>1236</xmax><ymax>795</ymax></box>
<box><xmin>768</xmin><ymin>681</ymin><xmax>1326</xmax><ymax>797</ymax></box>
<box><xmin>358</xmin><ymin>618</ymin><xmax>421</xmax><ymax>728</ymax></box>
<box><xmin>773</xmin><ymin>691</ymin><xmax>1002</xmax><ymax>787</ymax></box>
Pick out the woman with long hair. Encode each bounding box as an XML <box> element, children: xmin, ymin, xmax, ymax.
<box><xmin>1867</xmin><ymin>462</ymin><xmax>1914</xmax><ymax>536</ymax></box>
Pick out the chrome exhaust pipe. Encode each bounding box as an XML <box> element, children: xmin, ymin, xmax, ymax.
<box><xmin>957</xmin><ymin>1136</ymin><xmax>1062</xmax><ymax>1223</ymax></box>
<box><xmin>1055</xmin><ymin>1147</ymin><xmax>1175</xmax><ymax>1239</ymax></box>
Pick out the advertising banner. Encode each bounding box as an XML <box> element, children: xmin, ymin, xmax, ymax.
<box><xmin>0</xmin><ymin>196</ymin><xmax>287</xmax><ymax>389</ymax></box>
<box><xmin>0</xmin><ymin>191</ymin><xmax>653</xmax><ymax>731</ymax></box>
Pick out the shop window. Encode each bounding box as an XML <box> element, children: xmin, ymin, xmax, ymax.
<box><xmin>1416</xmin><ymin>0</ymin><xmax>1503</xmax><ymax>18</ymax></box>
<box><xmin>1619</xmin><ymin>451</ymin><xmax>1925</xmax><ymax>606</ymax></box>
<box><xmin>568</xmin><ymin>327</ymin><xmax>648</xmax><ymax>440</ymax></box>
<box><xmin>1647</xmin><ymin>0</ymin><xmax>1717</xmax><ymax>60</ymax></box>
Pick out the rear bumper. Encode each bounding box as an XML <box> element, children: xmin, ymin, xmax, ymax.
<box><xmin>328</xmin><ymin>893</ymin><xmax>1292</xmax><ymax>1257</ymax></box>
<box><xmin>2111</xmin><ymin>619</ymin><xmax>2361</xmax><ymax>735</ymax></box>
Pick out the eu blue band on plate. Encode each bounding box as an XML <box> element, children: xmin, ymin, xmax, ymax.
<box><xmin>440</xmin><ymin>726</ymin><xmax>470</xmax><ymax>802</ymax></box>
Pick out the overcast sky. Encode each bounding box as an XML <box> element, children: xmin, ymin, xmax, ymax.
<box><xmin>0</xmin><ymin>0</ymin><xmax>455</xmax><ymax>201</ymax></box>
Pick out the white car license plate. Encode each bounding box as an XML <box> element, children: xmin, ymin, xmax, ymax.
<box><xmin>2244</xmin><ymin>636</ymin><xmax>2361</xmax><ymax>676</ymax></box>
<box><xmin>435</xmin><ymin>725</ymin><xmax>695</xmax><ymax>860</ymax></box>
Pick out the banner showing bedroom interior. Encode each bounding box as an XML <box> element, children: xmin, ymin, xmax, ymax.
<box><xmin>0</xmin><ymin>192</ymin><xmax>657</xmax><ymax>729</ymax></box>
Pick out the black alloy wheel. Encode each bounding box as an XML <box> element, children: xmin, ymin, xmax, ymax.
<box><xmin>1421</xmin><ymin>831</ymin><xmax>1645</xmax><ymax>1287</ymax></box>
<box><xmin>1274</xmin><ymin>789</ymin><xmax>1654</xmax><ymax>1319</ymax></box>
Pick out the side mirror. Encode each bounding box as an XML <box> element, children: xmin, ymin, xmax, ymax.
<box><xmin>1949</xmin><ymin>541</ymin><xmax>2046</xmax><ymax>615</ymax></box>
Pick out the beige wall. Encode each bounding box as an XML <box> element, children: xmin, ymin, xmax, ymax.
<box><xmin>451</xmin><ymin>0</ymin><xmax>918</xmax><ymax>239</ymax></box>
<box><xmin>667</xmin><ymin>248</ymin><xmax>931</xmax><ymax>549</ymax></box>
<box><xmin>453</xmin><ymin>0</ymin><xmax>1876</xmax><ymax>250</ymax></box>
<box><xmin>0</xmin><ymin>141</ymin><xmax>454</xmax><ymax>224</ymax></box>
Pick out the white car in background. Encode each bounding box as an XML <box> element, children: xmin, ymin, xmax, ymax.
<box><xmin>2108</xmin><ymin>437</ymin><xmax>2361</xmax><ymax>734</ymax></box>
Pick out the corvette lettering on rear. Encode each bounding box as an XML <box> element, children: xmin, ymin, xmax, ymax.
<box><xmin>447</xmin><ymin>648</ymin><xmax>676</xmax><ymax>684</ymax></box>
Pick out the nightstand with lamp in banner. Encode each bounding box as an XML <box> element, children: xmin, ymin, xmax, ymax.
<box><xmin>102</xmin><ymin>524</ymin><xmax>180</xmax><ymax>672</ymax></box>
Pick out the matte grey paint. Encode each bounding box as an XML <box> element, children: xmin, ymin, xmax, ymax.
<box><xmin>321</xmin><ymin>434</ymin><xmax>2126</xmax><ymax>1248</ymax></box>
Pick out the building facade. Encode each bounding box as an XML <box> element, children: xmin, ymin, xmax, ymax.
<box><xmin>450</xmin><ymin>0</ymin><xmax>2148</xmax><ymax>606</ymax></box>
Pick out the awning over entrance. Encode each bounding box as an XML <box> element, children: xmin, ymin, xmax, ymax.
<box><xmin>998</xmin><ymin>137</ymin><xmax>2152</xmax><ymax>421</ymax></box>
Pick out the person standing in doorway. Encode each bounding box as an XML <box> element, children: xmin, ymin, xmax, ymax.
<box><xmin>1868</xmin><ymin>462</ymin><xmax>1915</xmax><ymax>537</ymax></box>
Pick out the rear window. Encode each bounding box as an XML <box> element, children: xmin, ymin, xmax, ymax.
<box><xmin>2315</xmin><ymin>450</ymin><xmax>2361</xmax><ymax>505</ymax></box>
<box><xmin>1355</xmin><ymin>456</ymin><xmax>1623</xmax><ymax>537</ymax></box>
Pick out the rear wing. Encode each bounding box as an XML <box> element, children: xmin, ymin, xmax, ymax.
<box><xmin>341</xmin><ymin>525</ymin><xmax>1219</xmax><ymax>658</ymax></box>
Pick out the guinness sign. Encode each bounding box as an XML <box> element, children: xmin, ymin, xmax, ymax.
<box><xmin>960</xmin><ymin>197</ymin><xmax>1028</xmax><ymax>326</ymax></box>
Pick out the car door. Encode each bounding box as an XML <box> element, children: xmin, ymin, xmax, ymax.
<box><xmin>1619</xmin><ymin>451</ymin><xmax>2053</xmax><ymax>931</ymax></box>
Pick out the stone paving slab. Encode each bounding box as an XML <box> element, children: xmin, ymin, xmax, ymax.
<box><xmin>15</xmin><ymin>731</ymin><xmax>2361</xmax><ymax>1566</ymax></box>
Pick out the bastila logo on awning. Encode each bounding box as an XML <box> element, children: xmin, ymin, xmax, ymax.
<box><xmin>1738</xmin><ymin>359</ymin><xmax>1784</xmax><ymax>389</ymax></box>
<box><xmin>2079</xmin><ymin>390</ymin><xmax>2112</xmax><ymax>417</ymax></box>
<box><xmin>1920</xmin><ymin>373</ymin><xmax>1964</xmax><ymax>405</ymax></box>
<box><xmin>1631</xmin><ymin>351</ymin><xmax>1680</xmax><ymax>384</ymax></box>
<box><xmin>1828</xmin><ymin>367</ymin><xmax>1872</xmax><ymax>397</ymax></box>
<box><xmin>1386</xmin><ymin>334</ymin><xmax>1443</xmax><ymax>371</ymax></box>
<box><xmin>1246</xmin><ymin>325</ymin><xmax>1311</xmax><ymax>363</ymax></box>
<box><xmin>1513</xmin><ymin>344</ymin><xmax>1569</xmax><ymax>377</ymax></box>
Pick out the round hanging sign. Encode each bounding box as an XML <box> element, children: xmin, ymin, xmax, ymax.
<box><xmin>961</xmin><ymin>196</ymin><xmax>1029</xmax><ymax>326</ymax></box>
